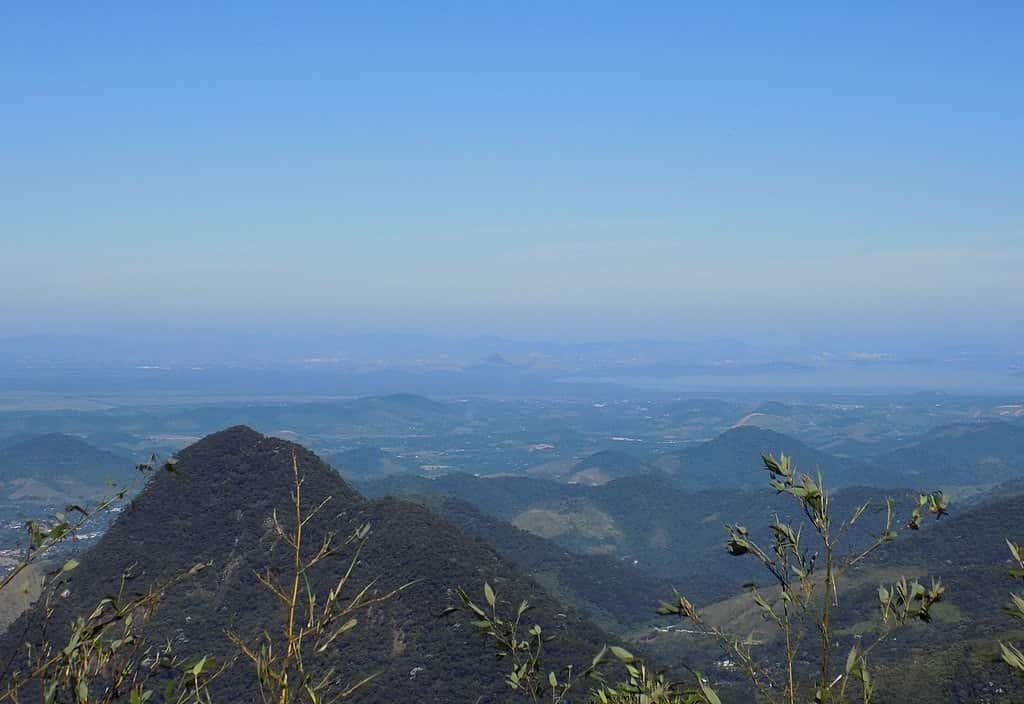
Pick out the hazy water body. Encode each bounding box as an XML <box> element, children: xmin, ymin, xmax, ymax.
<box><xmin>569</xmin><ymin>364</ymin><xmax>1024</xmax><ymax>394</ymax></box>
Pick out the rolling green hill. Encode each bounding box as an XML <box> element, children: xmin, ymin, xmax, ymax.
<box><xmin>524</xmin><ymin>449</ymin><xmax>659</xmax><ymax>485</ymax></box>
<box><xmin>876</xmin><ymin>421</ymin><xmax>1024</xmax><ymax>487</ymax></box>
<box><xmin>634</xmin><ymin>488</ymin><xmax>1024</xmax><ymax>703</ymax></box>
<box><xmin>565</xmin><ymin>449</ymin><xmax>656</xmax><ymax>485</ymax></box>
<box><xmin>323</xmin><ymin>445</ymin><xmax>416</xmax><ymax>479</ymax></box>
<box><xmin>0</xmin><ymin>432</ymin><xmax>134</xmax><ymax>501</ymax></box>
<box><xmin>361</xmin><ymin>470</ymin><xmax>922</xmax><ymax>596</ymax></box>
<box><xmin>655</xmin><ymin>425</ymin><xmax>895</xmax><ymax>489</ymax></box>
<box><xmin>401</xmin><ymin>494</ymin><xmax>736</xmax><ymax>634</ymax></box>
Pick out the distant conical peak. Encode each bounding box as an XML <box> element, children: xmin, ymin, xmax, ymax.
<box><xmin>151</xmin><ymin>425</ymin><xmax>366</xmax><ymax>511</ymax></box>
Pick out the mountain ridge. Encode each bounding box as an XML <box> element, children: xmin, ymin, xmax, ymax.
<box><xmin>0</xmin><ymin>432</ymin><xmax>134</xmax><ymax>501</ymax></box>
<box><xmin>1</xmin><ymin>426</ymin><xmax>610</xmax><ymax>702</ymax></box>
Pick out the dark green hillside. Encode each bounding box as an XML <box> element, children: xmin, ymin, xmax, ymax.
<box><xmin>877</xmin><ymin>421</ymin><xmax>1024</xmax><ymax>486</ymax></box>
<box><xmin>361</xmin><ymin>471</ymin><xmax>917</xmax><ymax>593</ymax></box>
<box><xmin>584</xmin><ymin>476</ymin><xmax>919</xmax><ymax>585</ymax></box>
<box><xmin>0</xmin><ymin>427</ymin><xmax>609</xmax><ymax>703</ymax></box>
<box><xmin>565</xmin><ymin>450</ymin><xmax>656</xmax><ymax>485</ymax></box>
<box><xmin>642</xmin><ymin>491</ymin><xmax>1024</xmax><ymax>703</ymax></box>
<box><xmin>361</xmin><ymin>473</ymin><xmax>577</xmax><ymax>520</ymax></box>
<box><xmin>524</xmin><ymin>449</ymin><xmax>658</xmax><ymax>485</ymax></box>
<box><xmin>877</xmin><ymin>490</ymin><xmax>1024</xmax><ymax>567</ymax></box>
<box><xmin>826</xmin><ymin>493</ymin><xmax>1024</xmax><ymax>702</ymax></box>
<box><xmin>818</xmin><ymin>435</ymin><xmax>910</xmax><ymax>460</ymax></box>
<box><xmin>404</xmin><ymin>495</ymin><xmax>732</xmax><ymax>633</ymax></box>
<box><xmin>0</xmin><ymin>432</ymin><xmax>134</xmax><ymax>501</ymax></box>
<box><xmin>656</xmin><ymin>426</ymin><xmax>893</xmax><ymax>489</ymax></box>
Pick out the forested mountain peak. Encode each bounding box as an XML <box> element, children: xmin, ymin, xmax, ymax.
<box><xmin>1</xmin><ymin>427</ymin><xmax>607</xmax><ymax>702</ymax></box>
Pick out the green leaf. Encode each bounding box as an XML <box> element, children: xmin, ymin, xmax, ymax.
<box><xmin>695</xmin><ymin>672</ymin><xmax>721</xmax><ymax>704</ymax></box>
<box><xmin>850</xmin><ymin>501</ymin><xmax>870</xmax><ymax>525</ymax></box>
<box><xmin>846</xmin><ymin>645</ymin><xmax>860</xmax><ymax>674</ymax></box>
<box><xmin>609</xmin><ymin>645</ymin><xmax>634</xmax><ymax>663</ymax></box>
<box><xmin>1000</xmin><ymin>642</ymin><xmax>1024</xmax><ymax>673</ymax></box>
<box><xmin>188</xmin><ymin>656</ymin><xmax>208</xmax><ymax>676</ymax></box>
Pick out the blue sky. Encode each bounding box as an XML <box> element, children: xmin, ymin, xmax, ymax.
<box><xmin>2</xmin><ymin>2</ymin><xmax>1021</xmax><ymax>344</ymax></box>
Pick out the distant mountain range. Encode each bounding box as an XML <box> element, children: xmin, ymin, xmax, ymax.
<box><xmin>873</xmin><ymin>421</ymin><xmax>1024</xmax><ymax>485</ymax></box>
<box><xmin>153</xmin><ymin>393</ymin><xmax>463</xmax><ymax>439</ymax></box>
<box><xmin>544</xmin><ymin>422</ymin><xmax>1024</xmax><ymax>492</ymax></box>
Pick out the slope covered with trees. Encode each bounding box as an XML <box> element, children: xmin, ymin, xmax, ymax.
<box><xmin>655</xmin><ymin>426</ymin><xmax>895</xmax><ymax>489</ymax></box>
<box><xmin>0</xmin><ymin>427</ymin><xmax>609</xmax><ymax>703</ymax></box>
<box><xmin>0</xmin><ymin>433</ymin><xmax>133</xmax><ymax>501</ymax></box>
<box><xmin>323</xmin><ymin>445</ymin><xmax>416</xmax><ymax>480</ymax></box>
<box><xmin>362</xmin><ymin>471</ymin><xmax>922</xmax><ymax>596</ymax></box>
<box><xmin>402</xmin><ymin>494</ymin><xmax>729</xmax><ymax>634</ymax></box>
<box><xmin>875</xmin><ymin>421</ymin><xmax>1024</xmax><ymax>486</ymax></box>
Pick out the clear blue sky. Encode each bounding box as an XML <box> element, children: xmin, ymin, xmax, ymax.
<box><xmin>2</xmin><ymin>2</ymin><xmax>1021</xmax><ymax>344</ymax></box>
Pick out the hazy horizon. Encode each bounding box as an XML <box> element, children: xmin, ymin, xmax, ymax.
<box><xmin>3</xmin><ymin>3</ymin><xmax>1022</xmax><ymax>347</ymax></box>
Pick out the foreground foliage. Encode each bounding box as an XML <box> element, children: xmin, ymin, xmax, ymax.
<box><xmin>659</xmin><ymin>453</ymin><xmax>947</xmax><ymax>704</ymax></box>
<box><xmin>1003</xmin><ymin>539</ymin><xmax>1024</xmax><ymax>675</ymax></box>
<box><xmin>446</xmin><ymin>582</ymin><xmax>720</xmax><ymax>704</ymax></box>
<box><xmin>0</xmin><ymin>449</ymin><xmax>404</xmax><ymax>704</ymax></box>
<box><xmin>0</xmin><ymin>458</ymin><xmax>225</xmax><ymax>703</ymax></box>
<box><xmin>227</xmin><ymin>454</ymin><xmax>413</xmax><ymax>704</ymax></box>
<box><xmin>7</xmin><ymin>431</ymin><xmax>1024</xmax><ymax>703</ymax></box>
<box><xmin>455</xmin><ymin>454</ymin><xmax>955</xmax><ymax>704</ymax></box>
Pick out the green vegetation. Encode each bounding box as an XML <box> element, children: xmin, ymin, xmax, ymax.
<box><xmin>227</xmin><ymin>452</ymin><xmax>413</xmax><ymax>703</ymax></box>
<box><xmin>653</xmin><ymin>427</ymin><xmax>894</xmax><ymax>489</ymax></box>
<box><xmin>1</xmin><ymin>418</ymin><xmax>1024</xmax><ymax>702</ymax></box>
<box><xmin>447</xmin><ymin>582</ymin><xmax>721</xmax><ymax>704</ymax></box>
<box><xmin>452</xmin><ymin>455</ymin><xmax>955</xmax><ymax>703</ymax></box>
<box><xmin>405</xmin><ymin>495</ymin><xmax>682</xmax><ymax>634</ymax></box>
<box><xmin>0</xmin><ymin>562</ymin><xmax>44</xmax><ymax>630</ymax></box>
<box><xmin>0</xmin><ymin>457</ymin><xmax>223</xmax><ymax>703</ymax></box>
<box><xmin>0</xmin><ymin>433</ymin><xmax>134</xmax><ymax>502</ymax></box>
<box><xmin>559</xmin><ymin>451</ymin><xmax>657</xmax><ymax>486</ymax></box>
<box><xmin>362</xmin><ymin>472</ymin><xmax>928</xmax><ymax>598</ymax></box>
<box><xmin>660</xmin><ymin>454</ymin><xmax>947</xmax><ymax>703</ymax></box>
<box><xmin>1002</xmin><ymin>539</ymin><xmax>1024</xmax><ymax>675</ymax></box>
<box><xmin>0</xmin><ymin>427</ymin><xmax>610</xmax><ymax>703</ymax></box>
<box><xmin>324</xmin><ymin>446</ymin><xmax>414</xmax><ymax>481</ymax></box>
<box><xmin>878</xmin><ymin>422</ymin><xmax>1024</xmax><ymax>486</ymax></box>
